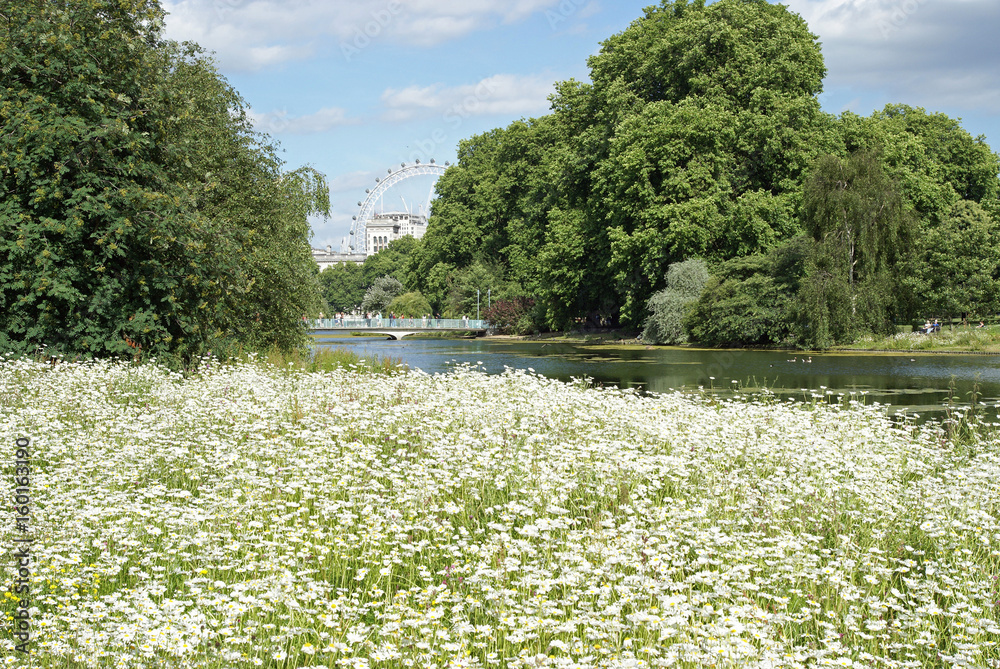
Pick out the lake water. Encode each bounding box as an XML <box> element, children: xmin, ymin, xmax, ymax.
<box><xmin>312</xmin><ymin>334</ymin><xmax>1000</xmax><ymax>420</ymax></box>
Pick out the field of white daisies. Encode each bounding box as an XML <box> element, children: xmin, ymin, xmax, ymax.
<box><xmin>2</xmin><ymin>355</ymin><xmax>999</xmax><ymax>669</ymax></box>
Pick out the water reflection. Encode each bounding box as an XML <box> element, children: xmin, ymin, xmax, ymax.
<box><xmin>312</xmin><ymin>335</ymin><xmax>1000</xmax><ymax>419</ymax></box>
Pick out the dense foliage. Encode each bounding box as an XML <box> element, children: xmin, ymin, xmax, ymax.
<box><xmin>482</xmin><ymin>297</ymin><xmax>538</xmax><ymax>335</ymax></box>
<box><xmin>317</xmin><ymin>261</ymin><xmax>365</xmax><ymax>313</ymax></box>
<box><xmin>386</xmin><ymin>291</ymin><xmax>432</xmax><ymax>319</ymax></box>
<box><xmin>685</xmin><ymin>237</ymin><xmax>808</xmax><ymax>347</ymax></box>
<box><xmin>399</xmin><ymin>0</ymin><xmax>1000</xmax><ymax>348</ymax></box>
<box><xmin>0</xmin><ymin>0</ymin><xmax>327</xmax><ymax>362</ymax></box>
<box><xmin>318</xmin><ymin>236</ymin><xmax>421</xmax><ymax>314</ymax></box>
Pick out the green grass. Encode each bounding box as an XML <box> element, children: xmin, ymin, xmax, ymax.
<box><xmin>257</xmin><ymin>345</ymin><xmax>406</xmax><ymax>374</ymax></box>
<box><xmin>840</xmin><ymin>325</ymin><xmax>1000</xmax><ymax>352</ymax></box>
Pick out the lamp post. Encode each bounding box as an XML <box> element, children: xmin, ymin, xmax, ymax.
<box><xmin>476</xmin><ymin>289</ymin><xmax>480</xmax><ymax>321</ymax></box>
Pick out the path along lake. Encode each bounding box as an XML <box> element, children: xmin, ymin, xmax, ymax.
<box><xmin>312</xmin><ymin>334</ymin><xmax>1000</xmax><ymax>420</ymax></box>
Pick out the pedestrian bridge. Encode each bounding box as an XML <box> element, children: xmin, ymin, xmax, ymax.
<box><xmin>309</xmin><ymin>318</ymin><xmax>488</xmax><ymax>340</ymax></box>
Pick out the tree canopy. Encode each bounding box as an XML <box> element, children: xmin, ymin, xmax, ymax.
<box><xmin>405</xmin><ymin>0</ymin><xmax>999</xmax><ymax>346</ymax></box>
<box><xmin>411</xmin><ymin>0</ymin><xmax>848</xmax><ymax>332</ymax></box>
<box><xmin>0</xmin><ymin>0</ymin><xmax>327</xmax><ymax>362</ymax></box>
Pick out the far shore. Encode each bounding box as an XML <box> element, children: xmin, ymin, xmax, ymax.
<box><xmin>487</xmin><ymin>324</ymin><xmax>1000</xmax><ymax>354</ymax></box>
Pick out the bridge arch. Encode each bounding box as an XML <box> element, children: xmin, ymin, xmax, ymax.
<box><xmin>349</xmin><ymin>162</ymin><xmax>448</xmax><ymax>254</ymax></box>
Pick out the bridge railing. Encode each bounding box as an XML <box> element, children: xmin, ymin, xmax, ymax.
<box><xmin>311</xmin><ymin>318</ymin><xmax>488</xmax><ymax>330</ymax></box>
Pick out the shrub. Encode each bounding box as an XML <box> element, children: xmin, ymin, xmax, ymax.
<box><xmin>483</xmin><ymin>297</ymin><xmax>537</xmax><ymax>335</ymax></box>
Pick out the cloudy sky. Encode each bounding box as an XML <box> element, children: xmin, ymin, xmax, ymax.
<box><xmin>161</xmin><ymin>0</ymin><xmax>1000</xmax><ymax>250</ymax></box>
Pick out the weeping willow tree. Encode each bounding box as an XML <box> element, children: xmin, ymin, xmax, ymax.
<box><xmin>798</xmin><ymin>151</ymin><xmax>913</xmax><ymax>347</ymax></box>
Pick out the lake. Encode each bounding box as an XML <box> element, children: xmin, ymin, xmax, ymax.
<box><xmin>312</xmin><ymin>334</ymin><xmax>1000</xmax><ymax>419</ymax></box>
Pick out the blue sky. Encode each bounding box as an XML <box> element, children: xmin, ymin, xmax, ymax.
<box><xmin>161</xmin><ymin>0</ymin><xmax>1000</xmax><ymax>250</ymax></box>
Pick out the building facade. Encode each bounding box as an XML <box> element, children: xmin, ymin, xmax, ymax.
<box><xmin>366</xmin><ymin>212</ymin><xmax>428</xmax><ymax>255</ymax></box>
<box><xmin>314</xmin><ymin>212</ymin><xmax>429</xmax><ymax>271</ymax></box>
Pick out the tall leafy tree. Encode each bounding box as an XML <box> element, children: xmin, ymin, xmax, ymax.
<box><xmin>1</xmin><ymin>0</ymin><xmax>224</xmax><ymax>359</ymax></box>
<box><xmin>799</xmin><ymin>151</ymin><xmax>913</xmax><ymax>344</ymax></box>
<box><xmin>0</xmin><ymin>0</ymin><xmax>327</xmax><ymax>360</ymax></box>
<box><xmin>586</xmin><ymin>0</ymin><xmax>835</xmax><ymax>325</ymax></box>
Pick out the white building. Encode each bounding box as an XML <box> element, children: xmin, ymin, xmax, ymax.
<box><xmin>312</xmin><ymin>245</ymin><xmax>366</xmax><ymax>271</ymax></box>
<box><xmin>366</xmin><ymin>212</ymin><xmax>428</xmax><ymax>255</ymax></box>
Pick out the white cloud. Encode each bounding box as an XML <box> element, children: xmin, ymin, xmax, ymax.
<box><xmin>162</xmin><ymin>0</ymin><xmax>565</xmax><ymax>71</ymax></box>
<box><xmin>249</xmin><ymin>107</ymin><xmax>354</xmax><ymax>135</ymax></box>
<box><xmin>380</xmin><ymin>74</ymin><xmax>556</xmax><ymax>122</ymax></box>
<box><xmin>783</xmin><ymin>0</ymin><xmax>1000</xmax><ymax>113</ymax></box>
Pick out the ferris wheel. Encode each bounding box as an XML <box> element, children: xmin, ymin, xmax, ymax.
<box><xmin>349</xmin><ymin>160</ymin><xmax>449</xmax><ymax>255</ymax></box>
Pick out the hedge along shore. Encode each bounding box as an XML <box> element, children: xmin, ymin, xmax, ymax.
<box><xmin>1</xmin><ymin>355</ymin><xmax>999</xmax><ymax>668</ymax></box>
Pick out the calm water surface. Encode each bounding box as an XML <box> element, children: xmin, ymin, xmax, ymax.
<box><xmin>313</xmin><ymin>335</ymin><xmax>1000</xmax><ymax>419</ymax></box>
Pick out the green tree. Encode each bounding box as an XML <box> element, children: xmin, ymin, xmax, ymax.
<box><xmin>0</xmin><ymin>0</ymin><xmax>327</xmax><ymax>360</ymax></box>
<box><xmin>409</xmin><ymin>117</ymin><xmax>568</xmax><ymax>324</ymax></box>
<box><xmin>1</xmin><ymin>0</ymin><xmax>224</xmax><ymax>360</ymax></box>
<box><xmin>799</xmin><ymin>151</ymin><xmax>913</xmax><ymax>344</ymax></box>
<box><xmin>685</xmin><ymin>238</ymin><xmax>808</xmax><ymax>347</ymax></box>
<box><xmin>419</xmin><ymin>262</ymin><xmax>455</xmax><ymax>316</ymax></box>
<box><xmin>153</xmin><ymin>42</ymin><xmax>329</xmax><ymax>353</ymax></box>
<box><xmin>360</xmin><ymin>276</ymin><xmax>403</xmax><ymax>314</ymax></box>
<box><xmin>445</xmin><ymin>262</ymin><xmax>503</xmax><ymax>319</ymax></box>
<box><xmin>796</xmin><ymin>250</ymin><xmax>854</xmax><ymax>349</ymax></box>
<box><xmin>387</xmin><ymin>292</ymin><xmax>432</xmax><ymax>319</ymax></box>
<box><xmin>839</xmin><ymin>105</ymin><xmax>1000</xmax><ymax>221</ymax></box>
<box><xmin>363</xmin><ymin>235</ymin><xmax>420</xmax><ymax>288</ymax></box>
<box><xmin>584</xmin><ymin>0</ymin><xmax>834</xmax><ymax>325</ymax></box>
<box><xmin>641</xmin><ymin>258</ymin><xmax>709</xmax><ymax>345</ymax></box>
<box><xmin>910</xmin><ymin>200</ymin><xmax>1000</xmax><ymax>322</ymax></box>
<box><xmin>319</xmin><ymin>262</ymin><xmax>365</xmax><ymax>313</ymax></box>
